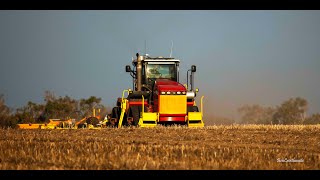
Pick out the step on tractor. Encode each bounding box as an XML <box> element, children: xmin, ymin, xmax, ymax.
<box><xmin>107</xmin><ymin>53</ymin><xmax>204</xmax><ymax>128</ymax></box>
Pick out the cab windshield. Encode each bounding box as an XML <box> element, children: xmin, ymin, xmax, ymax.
<box><xmin>146</xmin><ymin>64</ymin><xmax>176</xmax><ymax>81</ymax></box>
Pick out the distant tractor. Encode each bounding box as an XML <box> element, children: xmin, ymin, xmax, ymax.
<box><xmin>107</xmin><ymin>53</ymin><xmax>204</xmax><ymax>128</ymax></box>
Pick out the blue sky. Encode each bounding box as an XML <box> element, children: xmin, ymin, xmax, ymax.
<box><xmin>0</xmin><ymin>10</ymin><xmax>319</xmax><ymax>119</ymax></box>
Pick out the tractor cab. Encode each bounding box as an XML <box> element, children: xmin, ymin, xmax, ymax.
<box><xmin>143</xmin><ymin>58</ymin><xmax>180</xmax><ymax>87</ymax></box>
<box><xmin>126</xmin><ymin>55</ymin><xmax>180</xmax><ymax>91</ymax></box>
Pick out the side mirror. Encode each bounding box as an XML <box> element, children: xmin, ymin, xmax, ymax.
<box><xmin>191</xmin><ymin>65</ymin><xmax>196</xmax><ymax>72</ymax></box>
<box><xmin>125</xmin><ymin>65</ymin><xmax>131</xmax><ymax>72</ymax></box>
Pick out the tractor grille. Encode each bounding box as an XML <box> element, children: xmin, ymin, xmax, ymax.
<box><xmin>159</xmin><ymin>95</ymin><xmax>186</xmax><ymax>114</ymax></box>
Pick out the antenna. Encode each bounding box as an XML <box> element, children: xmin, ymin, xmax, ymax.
<box><xmin>170</xmin><ymin>40</ymin><xmax>173</xmax><ymax>58</ymax></box>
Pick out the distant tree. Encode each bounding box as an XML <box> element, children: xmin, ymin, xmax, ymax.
<box><xmin>15</xmin><ymin>106</ymin><xmax>35</xmax><ymax>124</ymax></box>
<box><xmin>272</xmin><ymin>97</ymin><xmax>308</xmax><ymax>125</ymax></box>
<box><xmin>27</xmin><ymin>101</ymin><xmax>45</xmax><ymax>121</ymax></box>
<box><xmin>0</xmin><ymin>94</ymin><xmax>17</xmax><ymax>127</ymax></box>
<box><xmin>304</xmin><ymin>113</ymin><xmax>320</xmax><ymax>124</ymax></box>
<box><xmin>14</xmin><ymin>101</ymin><xmax>44</xmax><ymax>123</ymax></box>
<box><xmin>79</xmin><ymin>96</ymin><xmax>102</xmax><ymax>117</ymax></box>
<box><xmin>44</xmin><ymin>90</ymin><xmax>56</xmax><ymax>102</ymax></box>
<box><xmin>15</xmin><ymin>93</ymin><xmax>104</xmax><ymax>123</ymax></box>
<box><xmin>0</xmin><ymin>95</ymin><xmax>9</xmax><ymax>116</ymax></box>
<box><xmin>43</xmin><ymin>95</ymin><xmax>78</xmax><ymax>121</ymax></box>
<box><xmin>238</xmin><ymin>104</ymin><xmax>275</xmax><ymax>124</ymax></box>
<box><xmin>0</xmin><ymin>91</ymin><xmax>111</xmax><ymax>127</ymax></box>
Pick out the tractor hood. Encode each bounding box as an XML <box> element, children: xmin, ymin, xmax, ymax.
<box><xmin>155</xmin><ymin>79</ymin><xmax>186</xmax><ymax>92</ymax></box>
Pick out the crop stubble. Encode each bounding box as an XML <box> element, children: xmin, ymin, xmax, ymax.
<box><xmin>0</xmin><ymin>125</ymin><xmax>319</xmax><ymax>170</ymax></box>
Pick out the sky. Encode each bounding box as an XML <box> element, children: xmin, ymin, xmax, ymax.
<box><xmin>0</xmin><ymin>10</ymin><xmax>319</xmax><ymax>120</ymax></box>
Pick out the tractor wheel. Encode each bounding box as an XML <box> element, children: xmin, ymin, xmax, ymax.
<box><xmin>129</xmin><ymin>106</ymin><xmax>140</xmax><ymax>126</ymax></box>
<box><xmin>128</xmin><ymin>106</ymin><xmax>149</xmax><ymax>126</ymax></box>
<box><xmin>107</xmin><ymin>106</ymin><xmax>121</xmax><ymax>127</ymax></box>
<box><xmin>108</xmin><ymin>118</ymin><xmax>116</xmax><ymax>128</ymax></box>
<box><xmin>77</xmin><ymin>123</ymin><xmax>86</xmax><ymax>129</ymax></box>
<box><xmin>86</xmin><ymin>117</ymin><xmax>99</xmax><ymax>126</ymax></box>
<box><xmin>112</xmin><ymin>106</ymin><xmax>121</xmax><ymax>119</ymax></box>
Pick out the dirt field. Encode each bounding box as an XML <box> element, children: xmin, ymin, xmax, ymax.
<box><xmin>0</xmin><ymin>125</ymin><xmax>319</xmax><ymax>170</ymax></box>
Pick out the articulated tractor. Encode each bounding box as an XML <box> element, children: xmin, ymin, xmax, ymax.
<box><xmin>107</xmin><ymin>53</ymin><xmax>204</xmax><ymax>128</ymax></box>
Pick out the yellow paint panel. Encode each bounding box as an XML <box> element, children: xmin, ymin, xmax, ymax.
<box><xmin>188</xmin><ymin>112</ymin><xmax>202</xmax><ymax>121</ymax></box>
<box><xmin>40</xmin><ymin>124</ymin><xmax>56</xmax><ymax>129</ymax></box>
<box><xmin>188</xmin><ymin>112</ymin><xmax>204</xmax><ymax>128</ymax></box>
<box><xmin>143</xmin><ymin>112</ymin><xmax>158</xmax><ymax>121</ymax></box>
<box><xmin>139</xmin><ymin>112</ymin><xmax>158</xmax><ymax>128</ymax></box>
<box><xmin>159</xmin><ymin>95</ymin><xmax>186</xmax><ymax>114</ymax></box>
<box><xmin>16</xmin><ymin>124</ymin><xmax>40</xmax><ymax>129</ymax></box>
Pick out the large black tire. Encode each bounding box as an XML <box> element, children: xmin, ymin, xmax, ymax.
<box><xmin>86</xmin><ymin>117</ymin><xmax>100</xmax><ymax>126</ymax></box>
<box><xmin>107</xmin><ymin>106</ymin><xmax>121</xmax><ymax>127</ymax></box>
<box><xmin>128</xmin><ymin>106</ymin><xmax>140</xmax><ymax>126</ymax></box>
<box><xmin>77</xmin><ymin>123</ymin><xmax>86</xmax><ymax>128</ymax></box>
<box><xmin>111</xmin><ymin>107</ymin><xmax>121</xmax><ymax>119</ymax></box>
<box><xmin>128</xmin><ymin>106</ymin><xmax>149</xmax><ymax>126</ymax></box>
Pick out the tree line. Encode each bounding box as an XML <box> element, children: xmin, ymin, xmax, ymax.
<box><xmin>204</xmin><ymin>97</ymin><xmax>320</xmax><ymax>125</ymax></box>
<box><xmin>238</xmin><ymin>97</ymin><xmax>320</xmax><ymax>125</ymax></box>
<box><xmin>1</xmin><ymin>93</ymin><xmax>319</xmax><ymax>127</ymax></box>
<box><xmin>0</xmin><ymin>91</ymin><xmax>110</xmax><ymax>128</ymax></box>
